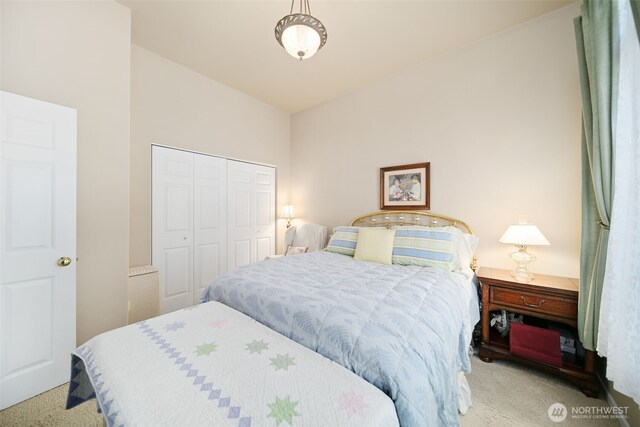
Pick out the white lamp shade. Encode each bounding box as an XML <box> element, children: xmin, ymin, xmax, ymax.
<box><xmin>499</xmin><ymin>224</ymin><xmax>550</xmax><ymax>246</ymax></box>
<box><xmin>281</xmin><ymin>24</ymin><xmax>321</xmax><ymax>59</ymax></box>
<box><xmin>281</xmin><ymin>205</ymin><xmax>295</xmax><ymax>219</ymax></box>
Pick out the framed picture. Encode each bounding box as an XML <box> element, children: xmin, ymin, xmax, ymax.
<box><xmin>380</xmin><ymin>162</ymin><xmax>430</xmax><ymax>210</ymax></box>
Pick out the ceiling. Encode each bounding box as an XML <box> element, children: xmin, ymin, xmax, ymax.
<box><xmin>119</xmin><ymin>0</ymin><xmax>574</xmax><ymax>113</ymax></box>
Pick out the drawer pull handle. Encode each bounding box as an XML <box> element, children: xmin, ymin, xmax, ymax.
<box><xmin>520</xmin><ymin>296</ymin><xmax>546</xmax><ymax>308</ymax></box>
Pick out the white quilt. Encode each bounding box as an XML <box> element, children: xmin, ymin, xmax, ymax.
<box><xmin>66</xmin><ymin>301</ymin><xmax>399</xmax><ymax>427</ymax></box>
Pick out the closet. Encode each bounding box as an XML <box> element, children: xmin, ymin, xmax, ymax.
<box><xmin>152</xmin><ymin>145</ymin><xmax>275</xmax><ymax>314</ymax></box>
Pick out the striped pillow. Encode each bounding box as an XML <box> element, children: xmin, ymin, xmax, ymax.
<box><xmin>325</xmin><ymin>226</ymin><xmax>359</xmax><ymax>256</ymax></box>
<box><xmin>392</xmin><ymin>226</ymin><xmax>463</xmax><ymax>271</ymax></box>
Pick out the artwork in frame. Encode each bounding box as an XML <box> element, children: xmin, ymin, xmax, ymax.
<box><xmin>380</xmin><ymin>162</ymin><xmax>430</xmax><ymax>210</ymax></box>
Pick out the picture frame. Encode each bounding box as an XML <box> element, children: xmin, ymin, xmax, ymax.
<box><xmin>380</xmin><ymin>162</ymin><xmax>430</xmax><ymax>210</ymax></box>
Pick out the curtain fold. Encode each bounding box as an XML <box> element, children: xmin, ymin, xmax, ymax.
<box><xmin>574</xmin><ymin>0</ymin><xmax>616</xmax><ymax>351</ymax></box>
<box><xmin>598</xmin><ymin>0</ymin><xmax>640</xmax><ymax>405</ymax></box>
<box><xmin>631</xmin><ymin>0</ymin><xmax>640</xmax><ymax>40</ymax></box>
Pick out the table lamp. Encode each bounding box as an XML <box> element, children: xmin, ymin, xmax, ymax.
<box><xmin>281</xmin><ymin>205</ymin><xmax>295</xmax><ymax>228</ymax></box>
<box><xmin>499</xmin><ymin>219</ymin><xmax>550</xmax><ymax>282</ymax></box>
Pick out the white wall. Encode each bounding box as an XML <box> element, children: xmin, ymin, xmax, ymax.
<box><xmin>130</xmin><ymin>45</ymin><xmax>291</xmax><ymax>266</ymax></box>
<box><xmin>1</xmin><ymin>1</ymin><xmax>131</xmax><ymax>344</ymax></box>
<box><xmin>290</xmin><ymin>4</ymin><xmax>582</xmax><ymax>278</ymax></box>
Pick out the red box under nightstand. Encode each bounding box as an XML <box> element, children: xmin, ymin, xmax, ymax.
<box><xmin>510</xmin><ymin>322</ymin><xmax>562</xmax><ymax>367</ymax></box>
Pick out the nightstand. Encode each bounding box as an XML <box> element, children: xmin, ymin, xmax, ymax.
<box><xmin>477</xmin><ymin>267</ymin><xmax>599</xmax><ymax>397</ymax></box>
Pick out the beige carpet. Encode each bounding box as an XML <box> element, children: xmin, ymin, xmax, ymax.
<box><xmin>0</xmin><ymin>383</ymin><xmax>102</xmax><ymax>427</ymax></box>
<box><xmin>0</xmin><ymin>355</ymin><xmax>617</xmax><ymax>426</ymax></box>
<box><xmin>462</xmin><ymin>355</ymin><xmax>617</xmax><ymax>426</ymax></box>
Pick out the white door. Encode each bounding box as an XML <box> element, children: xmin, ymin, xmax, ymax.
<box><xmin>193</xmin><ymin>154</ymin><xmax>227</xmax><ymax>304</ymax></box>
<box><xmin>0</xmin><ymin>91</ymin><xmax>77</xmax><ymax>409</ymax></box>
<box><xmin>227</xmin><ymin>160</ymin><xmax>275</xmax><ymax>269</ymax></box>
<box><xmin>152</xmin><ymin>146</ymin><xmax>194</xmax><ymax>314</ymax></box>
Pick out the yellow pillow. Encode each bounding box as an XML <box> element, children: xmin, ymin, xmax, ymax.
<box><xmin>353</xmin><ymin>228</ymin><xmax>396</xmax><ymax>265</ymax></box>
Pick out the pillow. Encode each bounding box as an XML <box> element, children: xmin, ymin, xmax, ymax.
<box><xmin>325</xmin><ymin>226</ymin><xmax>359</xmax><ymax>256</ymax></box>
<box><xmin>285</xmin><ymin>245</ymin><xmax>308</xmax><ymax>256</ymax></box>
<box><xmin>391</xmin><ymin>226</ymin><xmax>465</xmax><ymax>272</ymax></box>
<box><xmin>353</xmin><ymin>228</ymin><xmax>396</xmax><ymax>265</ymax></box>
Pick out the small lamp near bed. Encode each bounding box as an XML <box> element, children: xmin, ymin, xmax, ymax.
<box><xmin>281</xmin><ymin>205</ymin><xmax>295</xmax><ymax>228</ymax></box>
<box><xmin>499</xmin><ymin>218</ymin><xmax>550</xmax><ymax>282</ymax></box>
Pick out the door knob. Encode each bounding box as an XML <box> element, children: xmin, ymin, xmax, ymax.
<box><xmin>57</xmin><ymin>256</ymin><xmax>72</xmax><ymax>267</ymax></box>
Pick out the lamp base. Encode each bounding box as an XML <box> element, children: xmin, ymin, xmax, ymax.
<box><xmin>509</xmin><ymin>245</ymin><xmax>536</xmax><ymax>282</ymax></box>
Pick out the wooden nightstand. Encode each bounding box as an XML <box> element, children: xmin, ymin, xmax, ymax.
<box><xmin>478</xmin><ymin>267</ymin><xmax>599</xmax><ymax>397</ymax></box>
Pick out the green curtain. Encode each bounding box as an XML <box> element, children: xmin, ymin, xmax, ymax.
<box><xmin>574</xmin><ymin>0</ymin><xmax>617</xmax><ymax>351</ymax></box>
<box><xmin>632</xmin><ymin>0</ymin><xmax>640</xmax><ymax>41</ymax></box>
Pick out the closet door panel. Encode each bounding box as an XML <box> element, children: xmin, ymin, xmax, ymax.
<box><xmin>228</xmin><ymin>160</ymin><xmax>275</xmax><ymax>268</ymax></box>
<box><xmin>232</xmin><ymin>240</ymin><xmax>251</xmax><ymax>268</ymax></box>
<box><xmin>253</xmin><ymin>165</ymin><xmax>276</xmax><ymax>261</ymax></box>
<box><xmin>193</xmin><ymin>155</ymin><xmax>227</xmax><ymax>304</ymax></box>
<box><xmin>152</xmin><ymin>146</ymin><xmax>194</xmax><ymax>314</ymax></box>
<box><xmin>227</xmin><ymin>161</ymin><xmax>255</xmax><ymax>269</ymax></box>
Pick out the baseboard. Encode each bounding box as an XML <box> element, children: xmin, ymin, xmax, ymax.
<box><xmin>597</xmin><ymin>373</ymin><xmax>631</xmax><ymax>427</ymax></box>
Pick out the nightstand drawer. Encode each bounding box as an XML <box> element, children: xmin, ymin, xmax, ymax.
<box><xmin>490</xmin><ymin>288</ymin><xmax>577</xmax><ymax>318</ymax></box>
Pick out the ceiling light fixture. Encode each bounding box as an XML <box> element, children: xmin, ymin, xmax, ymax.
<box><xmin>274</xmin><ymin>0</ymin><xmax>327</xmax><ymax>61</ymax></box>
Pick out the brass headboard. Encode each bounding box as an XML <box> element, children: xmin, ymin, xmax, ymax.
<box><xmin>350</xmin><ymin>211</ymin><xmax>477</xmax><ymax>271</ymax></box>
<box><xmin>350</xmin><ymin>211</ymin><xmax>474</xmax><ymax>235</ymax></box>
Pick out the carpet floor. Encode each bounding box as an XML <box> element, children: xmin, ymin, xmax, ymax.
<box><xmin>0</xmin><ymin>355</ymin><xmax>617</xmax><ymax>426</ymax></box>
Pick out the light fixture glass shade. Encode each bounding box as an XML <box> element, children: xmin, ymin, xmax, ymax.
<box><xmin>282</xmin><ymin>24</ymin><xmax>321</xmax><ymax>60</ymax></box>
<box><xmin>281</xmin><ymin>205</ymin><xmax>295</xmax><ymax>219</ymax></box>
<box><xmin>275</xmin><ymin>11</ymin><xmax>327</xmax><ymax>61</ymax></box>
<box><xmin>499</xmin><ymin>224</ymin><xmax>550</xmax><ymax>246</ymax></box>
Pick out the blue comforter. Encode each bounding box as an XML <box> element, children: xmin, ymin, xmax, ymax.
<box><xmin>201</xmin><ymin>251</ymin><xmax>473</xmax><ymax>426</ymax></box>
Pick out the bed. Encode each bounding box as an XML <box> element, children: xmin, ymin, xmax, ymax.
<box><xmin>66</xmin><ymin>211</ymin><xmax>479</xmax><ymax>427</ymax></box>
<box><xmin>201</xmin><ymin>211</ymin><xmax>480</xmax><ymax>426</ymax></box>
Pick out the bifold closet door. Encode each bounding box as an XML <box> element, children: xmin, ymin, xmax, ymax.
<box><xmin>193</xmin><ymin>154</ymin><xmax>227</xmax><ymax>304</ymax></box>
<box><xmin>153</xmin><ymin>146</ymin><xmax>228</xmax><ymax>313</ymax></box>
<box><xmin>227</xmin><ymin>160</ymin><xmax>276</xmax><ymax>269</ymax></box>
<box><xmin>152</xmin><ymin>146</ymin><xmax>194</xmax><ymax>314</ymax></box>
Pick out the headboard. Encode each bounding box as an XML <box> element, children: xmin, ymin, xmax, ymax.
<box><xmin>350</xmin><ymin>210</ymin><xmax>477</xmax><ymax>271</ymax></box>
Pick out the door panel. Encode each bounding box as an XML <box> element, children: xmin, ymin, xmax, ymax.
<box><xmin>198</xmin><ymin>187</ymin><xmax>220</xmax><ymax>230</ymax></box>
<box><xmin>6</xmin><ymin>163</ymin><xmax>53</xmax><ymax>249</ymax></box>
<box><xmin>197</xmin><ymin>243</ymin><xmax>220</xmax><ymax>291</ymax></box>
<box><xmin>193</xmin><ymin>154</ymin><xmax>226</xmax><ymax>303</ymax></box>
<box><xmin>152</xmin><ymin>146</ymin><xmax>193</xmax><ymax>313</ymax></box>
<box><xmin>253</xmin><ymin>164</ymin><xmax>276</xmax><ymax>262</ymax></box>
<box><xmin>256</xmin><ymin>191</ymin><xmax>270</xmax><ymax>226</ymax></box>
<box><xmin>1</xmin><ymin>91</ymin><xmax>76</xmax><ymax>409</ymax></box>
<box><xmin>163</xmin><ymin>246</ymin><xmax>191</xmax><ymax>298</ymax></box>
<box><xmin>227</xmin><ymin>160</ymin><xmax>275</xmax><ymax>268</ymax></box>
<box><xmin>233</xmin><ymin>190</ymin><xmax>251</xmax><ymax>228</ymax></box>
<box><xmin>3</xmin><ymin>278</ymin><xmax>53</xmax><ymax>378</ymax></box>
<box><xmin>256</xmin><ymin>237</ymin><xmax>272</xmax><ymax>263</ymax></box>
<box><xmin>165</xmin><ymin>184</ymin><xmax>191</xmax><ymax>231</ymax></box>
<box><xmin>232</xmin><ymin>240</ymin><xmax>251</xmax><ymax>268</ymax></box>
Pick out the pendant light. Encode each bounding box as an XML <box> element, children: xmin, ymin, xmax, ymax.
<box><xmin>274</xmin><ymin>0</ymin><xmax>327</xmax><ymax>60</ymax></box>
